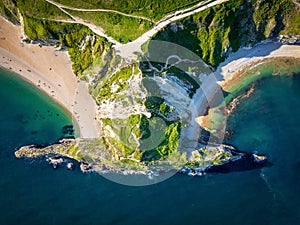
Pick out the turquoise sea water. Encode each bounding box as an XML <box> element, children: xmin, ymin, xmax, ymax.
<box><xmin>0</xmin><ymin>68</ymin><xmax>300</xmax><ymax>225</ymax></box>
<box><xmin>225</xmin><ymin>74</ymin><xmax>300</xmax><ymax>222</ymax></box>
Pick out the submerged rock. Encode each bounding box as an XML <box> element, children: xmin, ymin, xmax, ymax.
<box><xmin>67</xmin><ymin>162</ymin><xmax>74</xmax><ymax>170</ymax></box>
<box><xmin>47</xmin><ymin>156</ymin><xmax>64</xmax><ymax>169</ymax></box>
<box><xmin>252</xmin><ymin>154</ymin><xmax>267</xmax><ymax>163</ymax></box>
<box><xmin>80</xmin><ymin>163</ymin><xmax>94</xmax><ymax>173</ymax></box>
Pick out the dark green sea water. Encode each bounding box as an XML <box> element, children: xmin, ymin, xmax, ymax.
<box><xmin>0</xmin><ymin>68</ymin><xmax>300</xmax><ymax>225</ymax></box>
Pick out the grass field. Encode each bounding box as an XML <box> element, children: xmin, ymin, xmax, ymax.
<box><xmin>54</xmin><ymin>0</ymin><xmax>204</xmax><ymax>21</ymax></box>
<box><xmin>16</xmin><ymin>0</ymin><xmax>71</xmax><ymax>20</ymax></box>
<box><xmin>65</xmin><ymin>9</ymin><xmax>153</xmax><ymax>43</ymax></box>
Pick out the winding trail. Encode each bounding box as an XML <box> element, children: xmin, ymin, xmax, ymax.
<box><xmin>114</xmin><ymin>0</ymin><xmax>229</xmax><ymax>60</ymax></box>
<box><xmin>44</xmin><ymin>0</ymin><xmax>229</xmax><ymax>60</ymax></box>
<box><xmin>42</xmin><ymin>1</ymin><xmax>120</xmax><ymax>45</ymax></box>
<box><xmin>45</xmin><ymin>0</ymin><xmax>154</xmax><ymax>22</ymax></box>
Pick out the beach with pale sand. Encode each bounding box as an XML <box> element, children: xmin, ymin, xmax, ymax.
<box><xmin>196</xmin><ymin>41</ymin><xmax>300</xmax><ymax>131</ymax></box>
<box><xmin>216</xmin><ymin>42</ymin><xmax>300</xmax><ymax>90</ymax></box>
<box><xmin>0</xmin><ymin>17</ymin><xmax>99</xmax><ymax>139</ymax></box>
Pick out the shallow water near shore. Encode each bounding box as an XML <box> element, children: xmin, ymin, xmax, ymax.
<box><xmin>223</xmin><ymin>58</ymin><xmax>300</xmax><ymax>104</ymax></box>
<box><xmin>225</xmin><ymin>73</ymin><xmax>300</xmax><ymax>220</ymax></box>
<box><xmin>1</xmin><ymin>67</ymin><xmax>300</xmax><ymax>225</ymax></box>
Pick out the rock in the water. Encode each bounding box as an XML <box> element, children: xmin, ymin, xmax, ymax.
<box><xmin>67</xmin><ymin>162</ymin><xmax>74</xmax><ymax>170</ymax></box>
<box><xmin>80</xmin><ymin>163</ymin><xmax>94</xmax><ymax>173</ymax></box>
<box><xmin>47</xmin><ymin>156</ymin><xmax>64</xmax><ymax>169</ymax></box>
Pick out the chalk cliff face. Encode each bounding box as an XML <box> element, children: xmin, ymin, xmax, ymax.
<box><xmin>1</xmin><ymin>0</ymin><xmax>299</xmax><ymax>172</ymax></box>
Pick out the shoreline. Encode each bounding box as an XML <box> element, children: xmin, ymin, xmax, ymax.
<box><xmin>0</xmin><ymin>16</ymin><xmax>100</xmax><ymax>139</ymax></box>
<box><xmin>216</xmin><ymin>42</ymin><xmax>300</xmax><ymax>87</ymax></box>
<box><xmin>219</xmin><ymin>57</ymin><xmax>300</xmax><ymax>93</ymax></box>
<box><xmin>197</xmin><ymin>42</ymin><xmax>300</xmax><ymax>133</ymax></box>
<box><xmin>0</xmin><ymin>64</ymin><xmax>81</xmax><ymax>133</ymax></box>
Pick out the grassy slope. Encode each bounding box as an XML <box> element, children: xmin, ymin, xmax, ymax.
<box><xmin>0</xmin><ymin>0</ymin><xmax>20</xmax><ymax>24</ymax></box>
<box><xmin>252</xmin><ymin>0</ymin><xmax>300</xmax><ymax>36</ymax></box>
<box><xmin>13</xmin><ymin>0</ymin><xmax>155</xmax><ymax>43</ymax></box>
<box><xmin>54</xmin><ymin>0</ymin><xmax>203</xmax><ymax>21</ymax></box>
<box><xmin>16</xmin><ymin>0</ymin><xmax>71</xmax><ymax>20</ymax></box>
<box><xmin>7</xmin><ymin>0</ymin><xmax>111</xmax><ymax>77</ymax></box>
<box><xmin>154</xmin><ymin>0</ymin><xmax>300</xmax><ymax>67</ymax></box>
<box><xmin>65</xmin><ymin>9</ymin><xmax>153</xmax><ymax>43</ymax></box>
<box><xmin>10</xmin><ymin>0</ymin><xmax>208</xmax><ymax>44</ymax></box>
<box><xmin>101</xmin><ymin>116</ymin><xmax>181</xmax><ymax>162</ymax></box>
<box><xmin>22</xmin><ymin>15</ymin><xmax>111</xmax><ymax>76</ymax></box>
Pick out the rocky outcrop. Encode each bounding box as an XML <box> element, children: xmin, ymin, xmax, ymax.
<box><xmin>15</xmin><ymin>138</ymin><xmax>76</xmax><ymax>159</ymax></box>
<box><xmin>15</xmin><ymin>138</ymin><xmax>269</xmax><ymax>176</ymax></box>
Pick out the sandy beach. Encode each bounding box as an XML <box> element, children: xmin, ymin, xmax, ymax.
<box><xmin>196</xmin><ymin>41</ymin><xmax>300</xmax><ymax>132</ymax></box>
<box><xmin>0</xmin><ymin>17</ymin><xmax>99</xmax><ymax>139</ymax></box>
<box><xmin>216</xmin><ymin>42</ymin><xmax>300</xmax><ymax>90</ymax></box>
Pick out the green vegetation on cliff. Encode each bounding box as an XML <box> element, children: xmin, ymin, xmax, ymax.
<box><xmin>12</xmin><ymin>0</ymin><xmax>113</xmax><ymax>77</ymax></box>
<box><xmin>154</xmin><ymin>0</ymin><xmax>300</xmax><ymax>67</ymax></box>
<box><xmin>0</xmin><ymin>0</ymin><xmax>19</xmax><ymax>24</ymax></box>
<box><xmin>101</xmin><ymin>115</ymin><xmax>181</xmax><ymax>163</ymax></box>
<box><xmin>154</xmin><ymin>0</ymin><xmax>248</xmax><ymax>67</ymax></box>
<box><xmin>101</xmin><ymin>115</ymin><xmax>148</xmax><ymax>160</ymax></box>
<box><xmin>8</xmin><ymin>0</ymin><xmax>155</xmax><ymax>43</ymax></box>
<box><xmin>22</xmin><ymin>15</ymin><xmax>74</xmax><ymax>40</ymax></box>
<box><xmin>22</xmin><ymin>15</ymin><xmax>111</xmax><ymax>76</ymax></box>
<box><xmin>141</xmin><ymin>121</ymin><xmax>180</xmax><ymax>161</ymax></box>
<box><xmin>68</xmin><ymin>35</ymin><xmax>111</xmax><ymax>76</ymax></box>
<box><xmin>252</xmin><ymin>0</ymin><xmax>300</xmax><ymax>36</ymax></box>
<box><xmin>94</xmin><ymin>65</ymin><xmax>136</xmax><ymax>102</ymax></box>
